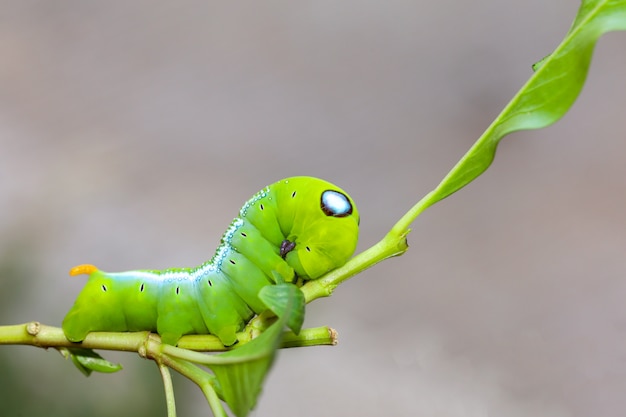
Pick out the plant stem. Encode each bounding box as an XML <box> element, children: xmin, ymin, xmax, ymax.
<box><xmin>155</xmin><ymin>352</ymin><xmax>227</xmax><ymax>417</ymax></box>
<box><xmin>0</xmin><ymin>322</ymin><xmax>335</xmax><ymax>351</ymax></box>
<box><xmin>178</xmin><ymin>326</ymin><xmax>337</xmax><ymax>350</ymax></box>
<box><xmin>0</xmin><ymin>322</ymin><xmax>150</xmax><ymax>351</ymax></box>
<box><xmin>280</xmin><ymin>326</ymin><xmax>338</xmax><ymax>348</ymax></box>
<box><xmin>157</xmin><ymin>362</ymin><xmax>177</xmax><ymax>417</ymax></box>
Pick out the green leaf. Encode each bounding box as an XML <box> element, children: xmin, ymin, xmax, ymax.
<box><xmin>411</xmin><ymin>0</ymin><xmax>626</xmax><ymax>214</ymax></box>
<box><xmin>259</xmin><ymin>283</ymin><xmax>305</xmax><ymax>335</ymax></box>
<box><xmin>205</xmin><ymin>285</ymin><xmax>300</xmax><ymax>417</ymax></box>
<box><xmin>59</xmin><ymin>347</ymin><xmax>123</xmax><ymax>376</ymax></box>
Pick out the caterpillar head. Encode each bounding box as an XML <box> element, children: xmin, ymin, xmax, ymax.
<box><xmin>276</xmin><ymin>177</ymin><xmax>360</xmax><ymax>280</ymax></box>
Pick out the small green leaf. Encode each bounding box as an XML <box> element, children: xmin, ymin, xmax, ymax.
<box><xmin>205</xmin><ymin>285</ymin><xmax>300</xmax><ymax>417</ymax></box>
<box><xmin>59</xmin><ymin>347</ymin><xmax>123</xmax><ymax>376</ymax></box>
<box><xmin>259</xmin><ymin>283</ymin><xmax>305</xmax><ymax>335</ymax></box>
<box><xmin>401</xmin><ymin>0</ymin><xmax>626</xmax><ymax>220</ymax></box>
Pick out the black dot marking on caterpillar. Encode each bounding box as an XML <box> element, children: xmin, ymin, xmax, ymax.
<box><xmin>229</xmin><ymin>259</ymin><xmax>236</xmax><ymax>265</ymax></box>
<box><xmin>260</xmin><ymin>203</ymin><xmax>264</xmax><ymax>210</ymax></box>
<box><xmin>140</xmin><ymin>283</ymin><xmax>145</xmax><ymax>292</ymax></box>
<box><xmin>176</xmin><ymin>286</ymin><xmax>180</xmax><ymax>295</ymax></box>
<box><xmin>240</xmin><ymin>232</ymin><xmax>247</xmax><ymax>237</ymax></box>
<box><xmin>280</xmin><ymin>239</ymin><xmax>296</xmax><ymax>258</ymax></box>
<box><xmin>291</xmin><ymin>191</ymin><xmax>297</xmax><ymax>198</ymax></box>
<box><xmin>207</xmin><ymin>279</ymin><xmax>212</xmax><ymax>287</ymax></box>
<box><xmin>101</xmin><ymin>285</ymin><xmax>107</xmax><ymax>292</ymax></box>
<box><xmin>306</xmin><ymin>246</ymin><xmax>311</xmax><ymax>252</ymax></box>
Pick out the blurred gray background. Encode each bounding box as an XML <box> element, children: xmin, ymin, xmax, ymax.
<box><xmin>1</xmin><ymin>1</ymin><xmax>625</xmax><ymax>416</ymax></box>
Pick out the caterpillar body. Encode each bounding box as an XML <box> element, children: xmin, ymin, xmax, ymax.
<box><xmin>62</xmin><ymin>177</ymin><xmax>359</xmax><ymax>346</ymax></box>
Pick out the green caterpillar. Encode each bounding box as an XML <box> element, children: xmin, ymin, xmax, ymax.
<box><xmin>62</xmin><ymin>177</ymin><xmax>359</xmax><ymax>346</ymax></box>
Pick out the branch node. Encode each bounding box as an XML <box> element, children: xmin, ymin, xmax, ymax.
<box><xmin>26</xmin><ymin>322</ymin><xmax>40</xmax><ymax>336</ymax></box>
<box><xmin>138</xmin><ymin>345</ymin><xmax>148</xmax><ymax>359</ymax></box>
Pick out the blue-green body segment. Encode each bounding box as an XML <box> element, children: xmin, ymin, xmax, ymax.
<box><xmin>62</xmin><ymin>177</ymin><xmax>360</xmax><ymax>346</ymax></box>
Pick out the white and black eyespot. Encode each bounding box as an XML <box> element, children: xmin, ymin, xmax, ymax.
<box><xmin>320</xmin><ymin>190</ymin><xmax>353</xmax><ymax>217</ymax></box>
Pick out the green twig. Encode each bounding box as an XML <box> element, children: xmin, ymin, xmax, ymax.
<box><xmin>151</xmin><ymin>346</ymin><xmax>227</xmax><ymax>417</ymax></box>
<box><xmin>300</xmin><ymin>227</ymin><xmax>411</xmax><ymax>303</ymax></box>
<box><xmin>0</xmin><ymin>322</ymin><xmax>336</xmax><ymax>351</ymax></box>
<box><xmin>157</xmin><ymin>361</ymin><xmax>177</xmax><ymax>417</ymax></box>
